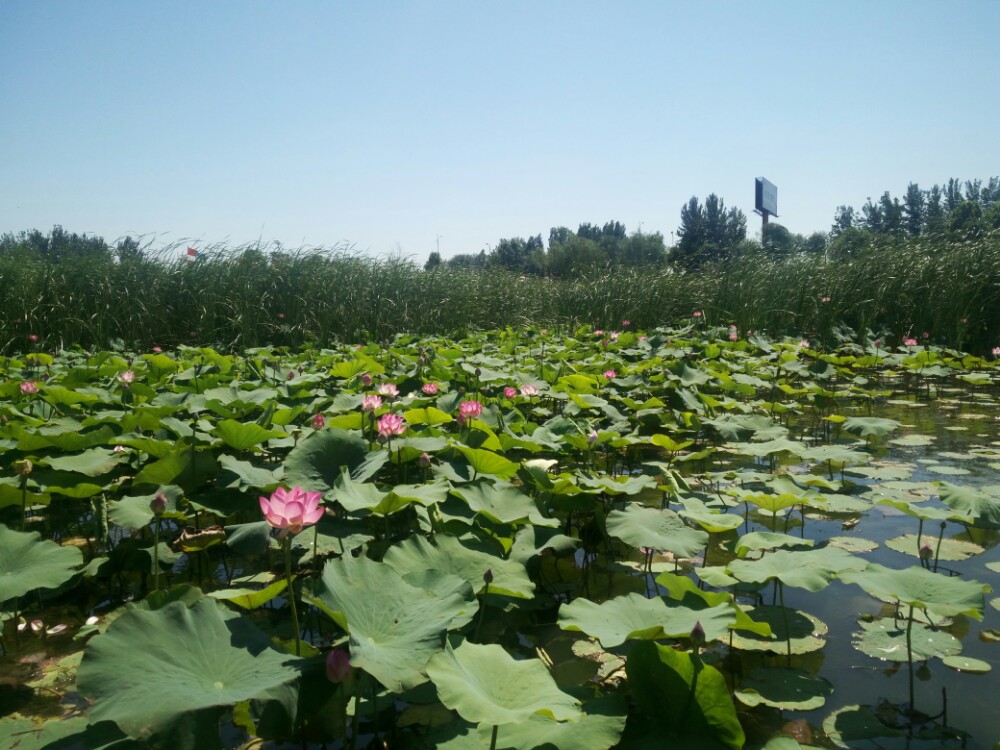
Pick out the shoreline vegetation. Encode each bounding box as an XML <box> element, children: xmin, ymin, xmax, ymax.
<box><xmin>1</xmin><ymin>226</ymin><xmax>999</xmax><ymax>354</ymax></box>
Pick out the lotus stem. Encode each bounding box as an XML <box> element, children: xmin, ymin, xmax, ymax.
<box><xmin>489</xmin><ymin>724</ymin><xmax>499</xmax><ymax>750</ymax></box>
<box><xmin>906</xmin><ymin>604</ymin><xmax>915</xmax><ymax>713</ymax></box>
<box><xmin>152</xmin><ymin>520</ymin><xmax>160</xmax><ymax>593</ymax></box>
<box><xmin>283</xmin><ymin>535</ymin><xmax>302</xmax><ymax>656</ymax></box>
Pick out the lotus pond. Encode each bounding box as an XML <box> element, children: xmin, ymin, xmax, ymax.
<box><xmin>2</xmin><ymin>326</ymin><xmax>1000</xmax><ymax>749</ymax></box>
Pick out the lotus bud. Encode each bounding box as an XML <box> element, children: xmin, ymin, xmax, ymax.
<box><xmin>419</xmin><ymin>452</ymin><xmax>432</xmax><ymax>468</ymax></box>
<box><xmin>919</xmin><ymin>543</ymin><xmax>933</xmax><ymax>561</ymax></box>
<box><xmin>475</xmin><ymin>367</ymin><xmax>481</xmax><ymax>377</ymax></box>
<box><xmin>312</xmin><ymin>413</ymin><xmax>326</xmax><ymax>430</ymax></box>
<box><xmin>361</xmin><ymin>373</ymin><xmax>373</xmax><ymax>387</ymax></box>
<box><xmin>150</xmin><ymin>491</ymin><xmax>167</xmax><ymax>516</ymax></box>
<box><xmin>16</xmin><ymin>459</ymin><xmax>33</xmax><ymax>476</ymax></box>
<box><xmin>588</xmin><ymin>430</ymin><xmax>599</xmax><ymax>446</ymax></box>
<box><xmin>287</xmin><ymin>370</ymin><xmax>295</xmax><ymax>380</ymax></box>
<box><xmin>483</xmin><ymin>568</ymin><xmax>494</xmax><ymax>585</ymax></box>
<box><xmin>690</xmin><ymin>620</ymin><xmax>706</xmax><ymax>647</ymax></box>
<box><xmin>326</xmin><ymin>649</ymin><xmax>353</xmax><ymax>684</ymax></box>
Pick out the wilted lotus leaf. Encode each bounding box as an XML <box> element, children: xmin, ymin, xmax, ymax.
<box><xmin>174</xmin><ymin>525</ymin><xmax>226</xmax><ymax>552</ymax></box>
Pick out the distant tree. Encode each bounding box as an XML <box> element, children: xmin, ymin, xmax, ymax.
<box><xmin>902</xmin><ymin>183</ymin><xmax>925</xmax><ymax>236</ymax></box>
<box><xmin>424</xmin><ymin>251</ymin><xmax>442</xmax><ymax>270</ymax></box>
<box><xmin>944</xmin><ymin>178</ymin><xmax>964</xmax><ymax>213</ymax></box>
<box><xmin>447</xmin><ymin>250</ymin><xmax>487</xmax><ymax>270</ymax></box>
<box><xmin>619</xmin><ymin>231</ymin><xmax>667</xmax><ymax>266</ymax></box>
<box><xmin>830</xmin><ymin>205</ymin><xmax>856</xmax><ymax>237</ymax></box>
<box><xmin>982</xmin><ymin>177</ymin><xmax>1000</xmax><ymax>204</ymax></box>
<box><xmin>947</xmin><ymin>200</ymin><xmax>984</xmax><ymax>239</ymax></box>
<box><xmin>761</xmin><ymin>223</ymin><xmax>795</xmax><ymax>256</ymax></box>
<box><xmin>878</xmin><ymin>192</ymin><xmax>904</xmax><ymax>237</ymax></box>
<box><xmin>547</xmin><ymin>234</ymin><xmax>606</xmax><ymax>277</ymax></box>
<box><xmin>964</xmin><ymin>179</ymin><xmax>982</xmax><ymax>204</ymax></box>
<box><xmin>925</xmin><ymin>185</ymin><xmax>946</xmax><ymax>235</ymax></box>
<box><xmin>672</xmin><ymin>194</ymin><xmax>745</xmax><ymax>268</ymax></box>
<box><xmin>826</xmin><ymin>226</ymin><xmax>873</xmax><ymax>259</ymax></box>
<box><xmin>983</xmin><ymin>201</ymin><xmax>1000</xmax><ymax>230</ymax></box>
<box><xmin>860</xmin><ymin>197</ymin><xmax>883</xmax><ymax>233</ymax></box>
<box><xmin>803</xmin><ymin>232</ymin><xmax>827</xmax><ymax>254</ymax></box>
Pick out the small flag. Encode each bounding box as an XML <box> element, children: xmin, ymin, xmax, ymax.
<box><xmin>187</xmin><ymin>247</ymin><xmax>198</xmax><ymax>257</ymax></box>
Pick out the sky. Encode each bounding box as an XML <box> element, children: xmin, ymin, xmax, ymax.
<box><xmin>2</xmin><ymin>1</ymin><xmax>999</xmax><ymax>262</ymax></box>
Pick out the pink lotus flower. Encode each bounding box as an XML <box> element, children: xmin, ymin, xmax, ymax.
<box><xmin>503</xmin><ymin>386</ymin><xmax>517</xmax><ymax>399</ymax></box>
<box><xmin>150</xmin><ymin>491</ymin><xmax>167</xmax><ymax>516</ymax></box>
<box><xmin>904</xmin><ymin>337</ymin><xmax>918</xmax><ymax>347</ymax></box>
<box><xmin>621</xmin><ymin>319</ymin><xmax>631</xmax><ymax>328</ymax></box>
<box><xmin>457</xmin><ymin>399</ymin><xmax>483</xmax><ymax>425</ymax></box>
<box><xmin>519</xmin><ymin>384</ymin><xmax>538</xmax><ymax>397</ymax></box>
<box><xmin>610</xmin><ymin>331</ymin><xmax>620</xmax><ymax>341</ymax></box>
<box><xmin>692</xmin><ymin>310</ymin><xmax>702</xmax><ymax>318</ymax></box>
<box><xmin>992</xmin><ymin>346</ymin><xmax>1000</xmax><ymax>358</ymax></box>
<box><xmin>603</xmin><ymin>369</ymin><xmax>617</xmax><ymax>379</ymax></box>
<box><xmin>377</xmin><ymin>413</ymin><xmax>406</xmax><ymax>439</ymax></box>
<box><xmin>361</xmin><ymin>373</ymin><xmax>373</xmax><ymax>387</ymax></box>
<box><xmin>588</xmin><ymin>429</ymin><xmax>599</xmax><ymax>446</ymax></box>
<box><xmin>873</xmin><ymin>339</ymin><xmax>882</xmax><ymax>348</ymax></box>
<box><xmin>361</xmin><ymin>394</ymin><xmax>382</xmax><ymax>412</ymax></box>
<box><xmin>312</xmin><ymin>413</ymin><xmax>326</xmax><ymax>430</ymax></box>
<box><xmin>326</xmin><ymin>649</ymin><xmax>353</xmax><ymax>684</ymax></box>
<box><xmin>260</xmin><ymin>486</ymin><xmax>324</xmax><ymax>536</ymax></box>
<box><xmin>378</xmin><ymin>383</ymin><xmax>399</xmax><ymax>398</ymax></box>
<box><xmin>152</xmin><ymin>346</ymin><xmax>162</xmax><ymax>353</ymax></box>
<box><xmin>421</xmin><ymin>382</ymin><xmax>439</xmax><ymax>395</ymax></box>
<box><xmin>798</xmin><ymin>340</ymin><xmax>809</xmax><ymax>348</ymax></box>
<box><xmin>277</xmin><ymin>313</ymin><xmax>285</xmax><ymax>319</ymax></box>
<box><xmin>28</xmin><ymin>333</ymin><xmax>38</xmax><ymax>342</ymax></box>
<box><xmin>729</xmin><ymin>332</ymin><xmax>738</xmax><ymax>341</ymax></box>
<box><xmin>20</xmin><ymin>381</ymin><xmax>39</xmax><ymax>395</ymax></box>
<box><xmin>594</xmin><ymin>329</ymin><xmax>604</xmax><ymax>336</ymax></box>
<box><xmin>820</xmin><ymin>296</ymin><xmax>831</xmax><ymax>303</ymax></box>
<box><xmin>117</xmin><ymin>370</ymin><xmax>136</xmax><ymax>387</ymax></box>
<box><xmin>921</xmin><ymin>331</ymin><xmax>929</xmax><ymax>339</ymax></box>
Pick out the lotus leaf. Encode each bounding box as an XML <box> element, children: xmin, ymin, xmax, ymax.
<box><xmin>727</xmin><ymin>547</ymin><xmax>866</xmax><ymax>591</ymax></box>
<box><xmin>606</xmin><ymin>505</ymin><xmax>708</xmax><ymax>558</ymax></box>
<box><xmin>0</xmin><ymin>524</ymin><xmax>83</xmax><ymax>603</ymax></box>
<box><xmin>734</xmin><ymin>667</ymin><xmax>834</xmax><ymax>710</ymax></box>
<box><xmin>477</xmin><ymin>697</ymin><xmax>626</xmax><ymax>750</ymax></box>
<box><xmin>426</xmin><ymin>640</ymin><xmax>581</xmax><ymax>726</ymax></box>
<box><xmin>852</xmin><ymin>617</ymin><xmax>961</xmax><ymax>662</ymax></box>
<box><xmin>841</xmin><ymin>562</ymin><xmax>989</xmax><ymax>619</ymax></box>
<box><xmin>450</xmin><ymin>480</ymin><xmax>558</xmax><ymax>527</ymax></box>
<box><xmin>311</xmin><ymin>555</ymin><xmax>474</xmax><ymax>691</ymax></box>
<box><xmin>76</xmin><ymin>598</ymin><xmax>300</xmax><ymax>742</ymax></box>
<box><xmin>282</xmin><ymin>428</ymin><xmax>369</xmax><ymax>491</ymax></box>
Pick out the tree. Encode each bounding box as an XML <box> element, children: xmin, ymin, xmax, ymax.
<box><xmin>902</xmin><ymin>183</ymin><xmax>925</xmax><ymax>236</ymax></box>
<box><xmin>546</xmin><ymin>234</ymin><xmax>606</xmax><ymax>277</ymax></box>
<box><xmin>860</xmin><ymin>197</ymin><xmax>883</xmax><ymax>233</ymax></box>
<box><xmin>944</xmin><ymin>178</ymin><xmax>964</xmax><ymax>213</ymax></box>
<box><xmin>424</xmin><ymin>251</ymin><xmax>442</xmax><ymax>270</ymax></box>
<box><xmin>878</xmin><ymin>191</ymin><xmax>904</xmax><ymax>237</ymax></box>
<box><xmin>672</xmin><ymin>194</ymin><xmax>746</xmax><ymax>269</ymax></box>
<box><xmin>761</xmin><ymin>223</ymin><xmax>795</xmax><ymax>255</ymax></box>
<box><xmin>947</xmin><ymin>200</ymin><xmax>983</xmax><ymax>239</ymax></box>
<box><xmin>925</xmin><ymin>185</ymin><xmax>945</xmax><ymax>235</ymax></box>
<box><xmin>830</xmin><ymin>205</ymin><xmax>856</xmax><ymax>237</ymax></box>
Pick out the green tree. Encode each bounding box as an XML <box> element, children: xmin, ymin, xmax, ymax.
<box><xmin>424</xmin><ymin>251</ymin><xmax>442</xmax><ymax>270</ymax></box>
<box><xmin>925</xmin><ymin>185</ymin><xmax>946</xmax><ymax>235</ymax></box>
<box><xmin>878</xmin><ymin>191</ymin><xmax>904</xmax><ymax>236</ymax></box>
<box><xmin>902</xmin><ymin>183</ymin><xmax>925</xmax><ymax>236</ymax></box>
<box><xmin>830</xmin><ymin>205</ymin><xmax>856</xmax><ymax>237</ymax></box>
<box><xmin>672</xmin><ymin>194</ymin><xmax>745</xmax><ymax>268</ymax></box>
<box><xmin>947</xmin><ymin>200</ymin><xmax>984</xmax><ymax>239</ymax></box>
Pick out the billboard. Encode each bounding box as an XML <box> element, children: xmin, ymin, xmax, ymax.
<box><xmin>755</xmin><ymin>177</ymin><xmax>778</xmax><ymax>217</ymax></box>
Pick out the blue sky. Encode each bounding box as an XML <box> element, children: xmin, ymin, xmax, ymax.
<box><xmin>2</xmin><ymin>1</ymin><xmax>998</xmax><ymax>261</ymax></box>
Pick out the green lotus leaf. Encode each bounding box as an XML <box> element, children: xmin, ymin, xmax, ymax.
<box><xmin>217</xmin><ymin>455</ymin><xmax>281</xmax><ymax>491</ymax></box>
<box><xmin>212</xmin><ymin>419</ymin><xmax>286</xmax><ymax>451</ymax></box>
<box><xmin>678</xmin><ymin>497</ymin><xmax>744</xmax><ymax>533</ymax></box>
<box><xmin>455</xmin><ymin>446</ymin><xmax>520</xmax><ymax>480</ymax></box>
<box><xmin>311</xmin><ymin>555</ymin><xmax>474</xmax><ymax>691</ymax></box>
<box><xmin>740</xmin><ymin>492</ymin><xmax>805</xmax><ymax>515</ymax></box>
<box><xmin>942</xmin><ymin>655</ymin><xmax>991</xmax><ymax>673</ymax></box>
<box><xmin>800</xmin><ymin>444</ymin><xmax>869</xmax><ymax>468</ymax></box>
<box><xmin>0</xmin><ymin>524</ymin><xmax>83</xmax><ymax>603</ymax></box>
<box><xmin>841</xmin><ymin>416</ymin><xmax>901</xmax><ymax>438</ymax></box>
<box><xmin>477</xmin><ymin>697</ymin><xmax>626</xmax><ymax>750</ymax></box>
<box><xmin>875</xmin><ymin>497</ymin><xmax>962</xmax><ymax>521</ymax></box>
<box><xmin>852</xmin><ymin>617</ymin><xmax>960</xmax><ymax>662</ymax></box>
<box><xmin>841</xmin><ymin>562</ymin><xmax>989</xmax><ymax>619</ymax></box>
<box><xmin>558</xmin><ymin>592</ymin><xmax>737</xmax><ymax>647</ymax></box>
<box><xmin>132</xmin><ymin>441</ymin><xmax>219</xmax><ymax>490</ymax></box>
<box><xmin>282</xmin><ymin>428</ymin><xmax>369</xmax><ymax>491</ymax></box>
<box><xmin>0</xmin><ymin>481</ymin><xmax>52</xmax><ymax>511</ymax></box>
<box><xmin>625</xmin><ymin>640</ymin><xmax>744</xmax><ymax>750</ymax></box>
<box><xmin>207</xmin><ymin>577</ymin><xmax>288</xmax><ymax>610</ymax></box>
<box><xmin>403</xmin><ymin>406</ymin><xmax>454</xmax><ymax>426</ymax></box>
<box><xmin>40</xmin><ymin>386</ymin><xmax>101</xmax><ymax>407</ymax></box>
<box><xmin>375</xmin><ymin>480</ymin><xmax>452</xmax><ymax>516</ymax></box>
<box><xmin>650</xmin><ymin>434</ymin><xmax>694</xmax><ymax>452</ymax></box>
<box><xmin>12</xmin><ymin>422</ymin><xmax>116</xmax><ymax>452</ymax></box>
<box><xmin>734</xmin><ymin>667</ymin><xmax>834</xmax><ymax>711</ymax></box>
<box><xmin>606</xmin><ymin>505</ymin><xmax>708</xmax><ymax>558</ymax></box>
<box><xmin>577</xmin><ymin>473</ymin><xmax>658</xmax><ymax>496</ymax></box>
<box><xmin>889</xmin><ymin>434</ymin><xmax>935</xmax><ymax>447</ymax></box>
<box><xmin>76</xmin><ymin>598</ymin><xmax>300</xmax><ymax>742</ymax></box>
<box><xmin>655</xmin><ymin>572</ymin><xmax>772</xmax><ymax>637</ymax></box>
<box><xmin>729</xmin><ymin>606</ymin><xmax>827</xmax><ymax>654</ymax></box>
<box><xmin>727</xmin><ymin>547</ymin><xmax>865</xmax><ymax>591</ymax></box>
<box><xmin>806</xmin><ymin>493</ymin><xmax>873</xmax><ymax>514</ymax></box>
<box><xmin>822</xmin><ymin>704</ymin><xmax>904</xmax><ymax>748</ymax></box>
<box><xmin>42</xmin><ymin>446</ymin><xmax>126</xmax><ymax>477</ymax></box>
<box><xmin>426</xmin><ymin>640</ymin><xmax>581</xmax><ymax>726</ymax></box>
<box><xmin>0</xmin><ymin>715</ymin><xmax>129</xmax><ymax>750</ymax></box>
<box><xmin>384</xmin><ymin>533</ymin><xmax>534</xmax><ymax>598</ymax></box>
<box><xmin>884</xmin><ymin>533</ymin><xmax>983</xmax><ymax>561</ymax></box>
<box><xmin>728</xmin><ymin>438</ymin><xmax>804</xmax><ymax>460</ymax></box>
<box><xmin>450</xmin><ymin>481</ymin><xmax>558</xmax><ymax>527</ymax></box>
<box><xmin>734</xmin><ymin>531</ymin><xmax>813</xmax><ymax>557</ymax></box>
<box><xmin>937</xmin><ymin>481</ymin><xmax>1000</xmax><ymax>527</ymax></box>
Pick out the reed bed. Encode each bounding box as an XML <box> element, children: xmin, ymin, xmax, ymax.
<box><xmin>1</xmin><ymin>233</ymin><xmax>998</xmax><ymax>353</ymax></box>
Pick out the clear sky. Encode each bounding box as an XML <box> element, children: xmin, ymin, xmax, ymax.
<box><xmin>2</xmin><ymin>1</ymin><xmax>998</xmax><ymax>262</ymax></box>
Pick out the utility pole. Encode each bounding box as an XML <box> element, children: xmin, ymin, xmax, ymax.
<box><xmin>435</xmin><ymin>235</ymin><xmax>442</xmax><ymax>254</ymax></box>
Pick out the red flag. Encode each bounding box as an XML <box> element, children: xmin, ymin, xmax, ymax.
<box><xmin>187</xmin><ymin>247</ymin><xmax>198</xmax><ymax>257</ymax></box>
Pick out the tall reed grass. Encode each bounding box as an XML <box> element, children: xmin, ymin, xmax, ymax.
<box><xmin>1</xmin><ymin>234</ymin><xmax>997</xmax><ymax>353</ymax></box>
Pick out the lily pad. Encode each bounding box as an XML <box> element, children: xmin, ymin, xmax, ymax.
<box><xmin>941</xmin><ymin>655</ymin><xmax>991</xmax><ymax>673</ymax></box>
<box><xmin>884</xmin><ymin>533</ymin><xmax>983</xmax><ymax>561</ymax></box>
<box><xmin>729</xmin><ymin>606</ymin><xmax>828</xmax><ymax>654</ymax></box>
<box><xmin>852</xmin><ymin>617</ymin><xmax>961</xmax><ymax>662</ymax></box>
<box><xmin>734</xmin><ymin>667</ymin><xmax>834</xmax><ymax>711</ymax></box>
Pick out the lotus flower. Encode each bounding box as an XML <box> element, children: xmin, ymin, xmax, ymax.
<box><xmin>20</xmin><ymin>381</ymin><xmax>39</xmax><ymax>395</ymax></box>
<box><xmin>603</xmin><ymin>369</ymin><xmax>617</xmax><ymax>379</ymax></box>
<box><xmin>361</xmin><ymin>394</ymin><xmax>382</xmax><ymax>412</ymax></box>
<box><xmin>311</xmin><ymin>413</ymin><xmax>326</xmax><ymax>430</ymax></box>
<box><xmin>117</xmin><ymin>370</ymin><xmax>136</xmax><ymax>386</ymax></box>
<box><xmin>503</xmin><ymin>386</ymin><xmax>517</xmax><ymax>399</ymax></box>
<box><xmin>378</xmin><ymin>383</ymin><xmax>399</xmax><ymax>398</ymax></box>
<box><xmin>326</xmin><ymin>649</ymin><xmax>353</xmax><ymax>684</ymax></box>
<box><xmin>993</xmin><ymin>346</ymin><xmax>1000</xmax><ymax>358</ymax></box>
<box><xmin>377</xmin><ymin>412</ymin><xmax>406</xmax><ymax>439</ymax></box>
<box><xmin>422</xmin><ymin>382</ymin><xmax>439</xmax><ymax>395</ymax></box>
<box><xmin>457</xmin><ymin>399</ymin><xmax>483</xmax><ymax>425</ymax></box>
<box><xmin>260</xmin><ymin>486</ymin><xmax>324</xmax><ymax>536</ymax></box>
<box><xmin>519</xmin><ymin>384</ymin><xmax>538</xmax><ymax>397</ymax></box>
<box><xmin>904</xmin><ymin>337</ymin><xmax>918</xmax><ymax>347</ymax></box>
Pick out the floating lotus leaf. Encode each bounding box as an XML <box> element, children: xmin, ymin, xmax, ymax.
<box><xmin>841</xmin><ymin>562</ymin><xmax>989</xmax><ymax>620</ymax></box>
<box><xmin>729</xmin><ymin>606</ymin><xmax>827</xmax><ymax>654</ymax></box>
<box><xmin>734</xmin><ymin>667</ymin><xmax>834</xmax><ymax>710</ymax></box>
<box><xmin>884</xmin><ymin>533</ymin><xmax>983</xmax><ymax>561</ymax></box>
<box><xmin>806</xmin><ymin>493</ymin><xmax>873</xmax><ymax>514</ymax></box>
<box><xmin>606</xmin><ymin>505</ymin><xmax>708</xmax><ymax>558</ymax></box>
<box><xmin>942</xmin><ymin>655</ymin><xmax>991</xmax><ymax>673</ymax></box>
<box><xmin>311</xmin><ymin>555</ymin><xmax>474</xmax><ymax>691</ymax></box>
<box><xmin>383</xmin><ymin>533</ymin><xmax>534</xmax><ymax>598</ymax></box>
<box><xmin>852</xmin><ymin>617</ymin><xmax>961</xmax><ymax>662</ymax></box>
<box><xmin>625</xmin><ymin>640</ymin><xmax>744</xmax><ymax>750</ymax></box>
<box><xmin>826</xmin><ymin>536</ymin><xmax>879</xmax><ymax>553</ymax></box>
<box><xmin>76</xmin><ymin>598</ymin><xmax>300</xmax><ymax>742</ymax></box>
<box><xmin>734</xmin><ymin>531</ymin><xmax>813</xmax><ymax>557</ymax></box>
<box><xmin>0</xmin><ymin>524</ymin><xmax>83</xmax><ymax>603</ymax></box>
<box><xmin>727</xmin><ymin>547</ymin><xmax>865</xmax><ymax>592</ymax></box>
<box><xmin>822</xmin><ymin>704</ymin><xmax>904</xmax><ymax>749</ymax></box>
<box><xmin>577</xmin><ymin>473</ymin><xmax>657</xmax><ymax>496</ymax></box>
<box><xmin>678</xmin><ymin>497</ymin><xmax>744</xmax><ymax>533</ymax></box>
<box><xmin>924</xmin><ymin>464</ymin><xmax>970</xmax><ymax>476</ymax></box>
<box><xmin>848</xmin><ymin>465</ymin><xmax>913</xmax><ymax>481</ymax></box>
<box><xmin>874</xmin><ymin>497</ymin><xmax>961</xmax><ymax>522</ymax></box>
<box><xmin>889</xmin><ymin>434</ymin><xmax>935</xmax><ymax>447</ymax></box>
<box><xmin>426</xmin><ymin>640</ymin><xmax>581</xmax><ymax>726</ymax></box>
